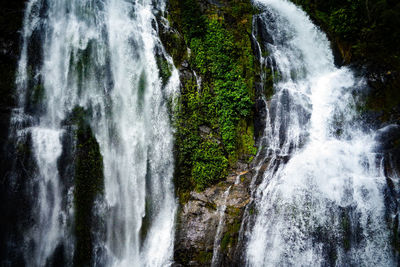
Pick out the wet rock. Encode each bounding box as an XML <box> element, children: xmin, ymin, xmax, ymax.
<box><xmin>375</xmin><ymin>124</ymin><xmax>400</xmax><ymax>152</ymax></box>
<box><xmin>255</xmin><ymin>15</ymin><xmax>274</xmax><ymax>46</ymax></box>
<box><xmin>254</xmin><ymin>98</ymin><xmax>267</xmax><ymax>139</ymax></box>
<box><xmin>236</xmin><ymin>161</ymin><xmax>248</xmax><ymax>171</ymax></box>
<box><xmin>174</xmin><ymin>171</ymin><xmax>252</xmax><ymax>266</ymax></box>
<box><xmin>179</xmin><ymin>60</ymin><xmax>194</xmax><ymax>86</ymax></box>
<box><xmin>199</xmin><ymin>125</ymin><xmax>212</xmax><ymax>139</ymax></box>
<box><xmin>157</xmin><ymin>16</ymin><xmax>187</xmax><ymax>67</ymax></box>
<box><xmin>199</xmin><ymin>125</ymin><xmax>211</xmax><ymax>135</ymax></box>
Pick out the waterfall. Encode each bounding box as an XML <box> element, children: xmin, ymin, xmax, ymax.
<box><xmin>10</xmin><ymin>0</ymin><xmax>178</xmax><ymax>266</ymax></box>
<box><xmin>245</xmin><ymin>0</ymin><xmax>396</xmax><ymax>266</ymax></box>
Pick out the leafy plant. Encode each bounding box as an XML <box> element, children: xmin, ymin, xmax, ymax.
<box><xmin>169</xmin><ymin>0</ymin><xmax>257</xmax><ymax>195</ymax></box>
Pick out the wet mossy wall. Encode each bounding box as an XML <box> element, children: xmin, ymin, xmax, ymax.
<box><xmin>70</xmin><ymin>108</ymin><xmax>104</xmax><ymax>267</ymax></box>
<box><xmin>162</xmin><ymin>0</ymin><xmax>260</xmax><ymax>196</ymax></box>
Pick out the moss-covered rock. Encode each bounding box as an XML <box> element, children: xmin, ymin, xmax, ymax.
<box><xmin>163</xmin><ymin>0</ymin><xmax>259</xmax><ymax>198</ymax></box>
<box><xmin>71</xmin><ymin>107</ymin><xmax>104</xmax><ymax>267</ymax></box>
<box><xmin>157</xmin><ymin>15</ymin><xmax>188</xmax><ymax>67</ymax></box>
<box><xmin>174</xmin><ymin>170</ymin><xmax>252</xmax><ymax>266</ymax></box>
<box><xmin>156</xmin><ymin>54</ymin><xmax>173</xmax><ymax>86</ymax></box>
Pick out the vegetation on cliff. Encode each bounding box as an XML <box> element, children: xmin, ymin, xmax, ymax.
<box><xmin>163</xmin><ymin>0</ymin><xmax>258</xmax><ymax>194</ymax></box>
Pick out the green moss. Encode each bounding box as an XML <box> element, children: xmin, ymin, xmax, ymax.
<box><xmin>341</xmin><ymin>212</ymin><xmax>351</xmax><ymax>252</ymax></box>
<box><xmin>156</xmin><ymin>55</ymin><xmax>172</xmax><ymax>86</ymax></box>
<box><xmin>195</xmin><ymin>250</ymin><xmax>213</xmax><ymax>264</ymax></box>
<box><xmin>254</xmin><ymin>20</ymin><xmax>275</xmax><ymax>102</ymax></box>
<box><xmin>174</xmin><ymin>80</ymin><xmax>229</xmax><ymax>195</ymax></box>
<box><xmin>23</xmin><ymin>65</ymin><xmax>47</xmax><ymax>112</ymax></box>
<box><xmin>219</xmin><ymin>207</ymin><xmax>243</xmax><ymax>253</ymax></box>
<box><xmin>205</xmin><ymin>201</ymin><xmax>217</xmax><ymax>211</ymax></box>
<box><xmin>263</xmin><ymin>67</ymin><xmax>275</xmax><ymax>99</ymax></box>
<box><xmin>16</xmin><ymin>142</ymin><xmax>30</xmax><ymax>155</ymax></box>
<box><xmin>220</xmin><ymin>233</ymin><xmax>231</xmax><ymax>251</ymax></box>
<box><xmin>139</xmin><ymin>193</ymin><xmax>152</xmax><ymax>244</ymax></box>
<box><xmin>137</xmin><ymin>70</ymin><xmax>146</xmax><ymax>111</ymax></box>
<box><xmin>192</xmin><ymin>141</ymin><xmax>229</xmax><ymax>191</ymax></box>
<box><xmin>167</xmin><ymin>0</ymin><xmax>258</xmax><ymax>194</ymax></box>
<box><xmin>72</xmin><ymin>107</ymin><xmax>104</xmax><ymax>267</ymax></box>
<box><xmin>237</xmin><ymin>119</ymin><xmax>257</xmax><ymax>159</ymax></box>
<box><xmin>158</xmin><ymin>19</ymin><xmax>188</xmax><ymax>67</ymax></box>
<box><xmin>32</xmin><ymin>84</ymin><xmax>45</xmax><ymax>104</ymax></box>
<box><xmin>220</xmin><ymin>220</ymin><xmax>241</xmax><ymax>252</ymax></box>
<box><xmin>248</xmin><ymin>205</ymin><xmax>255</xmax><ymax>215</ymax></box>
<box><xmin>73</xmin><ymin>41</ymin><xmax>94</xmax><ymax>96</ymax></box>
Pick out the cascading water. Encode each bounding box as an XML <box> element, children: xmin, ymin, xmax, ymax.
<box><xmin>10</xmin><ymin>0</ymin><xmax>178</xmax><ymax>266</ymax></box>
<box><xmin>211</xmin><ymin>186</ymin><xmax>232</xmax><ymax>267</ymax></box>
<box><xmin>245</xmin><ymin>0</ymin><xmax>397</xmax><ymax>266</ymax></box>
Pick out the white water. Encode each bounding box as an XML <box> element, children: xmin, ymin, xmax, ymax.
<box><xmin>211</xmin><ymin>186</ymin><xmax>232</xmax><ymax>267</ymax></box>
<box><xmin>14</xmin><ymin>0</ymin><xmax>178</xmax><ymax>266</ymax></box>
<box><xmin>246</xmin><ymin>0</ymin><xmax>395</xmax><ymax>266</ymax></box>
<box><xmin>29</xmin><ymin>128</ymin><xmax>66</xmax><ymax>265</ymax></box>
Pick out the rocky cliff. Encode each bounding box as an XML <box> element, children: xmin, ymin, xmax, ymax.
<box><xmin>157</xmin><ymin>0</ymin><xmax>272</xmax><ymax>264</ymax></box>
<box><xmin>0</xmin><ymin>0</ymin><xmax>28</xmax><ymax>264</ymax></box>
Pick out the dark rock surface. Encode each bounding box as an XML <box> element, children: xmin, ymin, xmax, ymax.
<box><xmin>0</xmin><ymin>1</ymin><xmax>28</xmax><ymax>265</ymax></box>
<box><xmin>174</xmin><ymin>164</ymin><xmax>252</xmax><ymax>266</ymax></box>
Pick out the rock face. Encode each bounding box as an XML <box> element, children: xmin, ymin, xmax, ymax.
<box><xmin>174</xmin><ymin>165</ymin><xmax>252</xmax><ymax>266</ymax></box>
<box><xmin>0</xmin><ymin>1</ymin><xmax>29</xmax><ymax>264</ymax></box>
<box><xmin>163</xmin><ymin>0</ymin><xmax>265</xmax><ymax>263</ymax></box>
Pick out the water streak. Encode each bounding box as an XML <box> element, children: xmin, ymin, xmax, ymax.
<box><xmin>211</xmin><ymin>186</ymin><xmax>232</xmax><ymax>267</ymax></box>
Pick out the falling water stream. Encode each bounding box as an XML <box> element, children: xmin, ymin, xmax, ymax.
<box><xmin>12</xmin><ymin>0</ymin><xmax>178</xmax><ymax>266</ymax></box>
<box><xmin>211</xmin><ymin>186</ymin><xmax>232</xmax><ymax>267</ymax></box>
<box><xmin>245</xmin><ymin>0</ymin><xmax>396</xmax><ymax>266</ymax></box>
